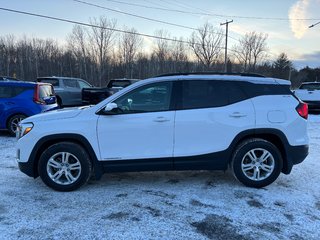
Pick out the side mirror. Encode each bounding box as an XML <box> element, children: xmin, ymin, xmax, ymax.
<box><xmin>104</xmin><ymin>102</ymin><xmax>118</xmax><ymax>112</ymax></box>
<box><xmin>43</xmin><ymin>96</ymin><xmax>57</xmax><ymax>105</ymax></box>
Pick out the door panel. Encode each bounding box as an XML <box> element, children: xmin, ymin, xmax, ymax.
<box><xmin>97</xmin><ymin>111</ymin><xmax>175</xmax><ymax>160</ymax></box>
<box><xmin>62</xmin><ymin>79</ymin><xmax>81</xmax><ymax>105</ymax></box>
<box><xmin>174</xmin><ymin>80</ymin><xmax>255</xmax><ymax>158</ymax></box>
<box><xmin>174</xmin><ymin>100</ymin><xmax>255</xmax><ymax>157</ymax></box>
<box><xmin>97</xmin><ymin>81</ymin><xmax>175</xmax><ymax>161</ymax></box>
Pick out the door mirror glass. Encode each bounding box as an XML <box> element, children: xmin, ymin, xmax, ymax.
<box><xmin>43</xmin><ymin>96</ymin><xmax>57</xmax><ymax>105</ymax></box>
<box><xmin>104</xmin><ymin>102</ymin><xmax>118</xmax><ymax>112</ymax></box>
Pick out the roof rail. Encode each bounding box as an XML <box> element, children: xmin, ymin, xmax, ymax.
<box><xmin>155</xmin><ymin>72</ymin><xmax>265</xmax><ymax>78</ymax></box>
<box><xmin>0</xmin><ymin>76</ymin><xmax>21</xmax><ymax>81</ymax></box>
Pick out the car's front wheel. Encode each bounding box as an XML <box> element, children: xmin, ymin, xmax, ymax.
<box><xmin>232</xmin><ymin>138</ymin><xmax>283</xmax><ymax>188</ymax></box>
<box><xmin>38</xmin><ymin>142</ymin><xmax>92</xmax><ymax>191</ymax></box>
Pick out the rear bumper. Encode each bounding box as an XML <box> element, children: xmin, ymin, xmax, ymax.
<box><xmin>282</xmin><ymin>144</ymin><xmax>309</xmax><ymax>174</ymax></box>
<box><xmin>304</xmin><ymin>101</ymin><xmax>320</xmax><ymax>111</ymax></box>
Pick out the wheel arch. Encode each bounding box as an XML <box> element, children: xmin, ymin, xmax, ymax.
<box><xmin>229</xmin><ymin>129</ymin><xmax>290</xmax><ymax>174</ymax></box>
<box><xmin>29</xmin><ymin>133</ymin><xmax>102</xmax><ymax>179</ymax></box>
<box><xmin>6</xmin><ymin>112</ymin><xmax>29</xmax><ymax>128</ymax></box>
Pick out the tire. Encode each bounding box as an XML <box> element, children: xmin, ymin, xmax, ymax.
<box><xmin>56</xmin><ymin>96</ymin><xmax>63</xmax><ymax>108</ymax></box>
<box><xmin>231</xmin><ymin>138</ymin><xmax>283</xmax><ymax>188</ymax></box>
<box><xmin>7</xmin><ymin>114</ymin><xmax>27</xmax><ymax>136</ymax></box>
<box><xmin>38</xmin><ymin>142</ymin><xmax>92</xmax><ymax>191</ymax></box>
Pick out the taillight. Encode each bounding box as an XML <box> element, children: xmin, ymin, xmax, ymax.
<box><xmin>33</xmin><ymin>85</ymin><xmax>45</xmax><ymax>104</ymax></box>
<box><xmin>296</xmin><ymin>102</ymin><xmax>308</xmax><ymax>120</ymax></box>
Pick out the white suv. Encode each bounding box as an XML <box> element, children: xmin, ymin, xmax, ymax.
<box><xmin>16</xmin><ymin>73</ymin><xmax>309</xmax><ymax>191</ymax></box>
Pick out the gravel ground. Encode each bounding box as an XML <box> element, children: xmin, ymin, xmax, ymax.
<box><xmin>0</xmin><ymin>114</ymin><xmax>319</xmax><ymax>240</ymax></box>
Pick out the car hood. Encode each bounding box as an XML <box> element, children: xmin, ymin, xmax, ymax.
<box><xmin>21</xmin><ymin>106</ymin><xmax>88</xmax><ymax>123</ymax></box>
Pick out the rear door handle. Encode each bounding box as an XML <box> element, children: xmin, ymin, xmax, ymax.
<box><xmin>229</xmin><ymin>112</ymin><xmax>247</xmax><ymax>118</ymax></box>
<box><xmin>153</xmin><ymin>117</ymin><xmax>170</xmax><ymax>122</ymax></box>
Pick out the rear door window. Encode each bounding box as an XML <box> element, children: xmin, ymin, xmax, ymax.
<box><xmin>63</xmin><ymin>79</ymin><xmax>79</xmax><ymax>88</ymax></box>
<box><xmin>181</xmin><ymin>80</ymin><xmax>246</xmax><ymax>110</ymax></box>
<box><xmin>0</xmin><ymin>86</ymin><xmax>28</xmax><ymax>98</ymax></box>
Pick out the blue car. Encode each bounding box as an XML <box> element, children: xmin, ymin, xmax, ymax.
<box><xmin>0</xmin><ymin>81</ymin><xmax>58</xmax><ymax>135</ymax></box>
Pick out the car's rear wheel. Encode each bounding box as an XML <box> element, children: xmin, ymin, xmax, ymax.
<box><xmin>7</xmin><ymin>114</ymin><xmax>27</xmax><ymax>136</ymax></box>
<box><xmin>38</xmin><ymin>142</ymin><xmax>92</xmax><ymax>191</ymax></box>
<box><xmin>232</xmin><ymin>138</ymin><xmax>283</xmax><ymax>188</ymax></box>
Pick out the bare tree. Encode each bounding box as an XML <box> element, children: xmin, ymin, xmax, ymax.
<box><xmin>118</xmin><ymin>27</ymin><xmax>142</xmax><ymax>78</ymax></box>
<box><xmin>171</xmin><ymin>37</ymin><xmax>189</xmax><ymax>72</ymax></box>
<box><xmin>0</xmin><ymin>37</ymin><xmax>6</xmax><ymax>76</ymax></box>
<box><xmin>89</xmin><ymin>16</ymin><xmax>117</xmax><ymax>86</ymax></box>
<box><xmin>233</xmin><ymin>31</ymin><xmax>268</xmax><ymax>72</ymax></box>
<box><xmin>68</xmin><ymin>25</ymin><xmax>89</xmax><ymax>80</ymax></box>
<box><xmin>153</xmin><ymin>30</ymin><xmax>174</xmax><ymax>74</ymax></box>
<box><xmin>2</xmin><ymin>35</ymin><xmax>16</xmax><ymax>76</ymax></box>
<box><xmin>190</xmin><ymin>23</ymin><xmax>223</xmax><ymax>70</ymax></box>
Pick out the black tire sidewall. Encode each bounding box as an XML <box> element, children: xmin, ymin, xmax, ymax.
<box><xmin>38</xmin><ymin>142</ymin><xmax>91</xmax><ymax>191</ymax></box>
<box><xmin>7</xmin><ymin>114</ymin><xmax>26</xmax><ymax>136</ymax></box>
<box><xmin>232</xmin><ymin>140</ymin><xmax>283</xmax><ymax>188</ymax></box>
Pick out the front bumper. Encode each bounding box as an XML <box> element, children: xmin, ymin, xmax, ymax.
<box><xmin>16</xmin><ymin>146</ymin><xmax>37</xmax><ymax>178</ymax></box>
<box><xmin>18</xmin><ymin>162</ymin><xmax>36</xmax><ymax>178</ymax></box>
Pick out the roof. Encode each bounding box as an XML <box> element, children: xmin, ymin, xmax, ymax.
<box><xmin>111</xmin><ymin>78</ymin><xmax>140</xmax><ymax>81</ymax></box>
<box><xmin>0</xmin><ymin>80</ymin><xmax>52</xmax><ymax>87</ymax></box>
<box><xmin>147</xmin><ymin>73</ymin><xmax>290</xmax><ymax>85</ymax></box>
<box><xmin>0</xmin><ymin>76</ymin><xmax>21</xmax><ymax>81</ymax></box>
<box><xmin>300</xmin><ymin>82</ymin><xmax>320</xmax><ymax>85</ymax></box>
<box><xmin>37</xmin><ymin>76</ymin><xmax>85</xmax><ymax>81</ymax></box>
<box><xmin>156</xmin><ymin>72</ymin><xmax>265</xmax><ymax>78</ymax></box>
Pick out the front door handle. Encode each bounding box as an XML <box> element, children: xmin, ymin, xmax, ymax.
<box><xmin>153</xmin><ymin>117</ymin><xmax>170</xmax><ymax>122</ymax></box>
<box><xmin>229</xmin><ymin>112</ymin><xmax>247</xmax><ymax>118</ymax></box>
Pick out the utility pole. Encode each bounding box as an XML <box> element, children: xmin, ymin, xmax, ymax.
<box><xmin>220</xmin><ymin>20</ymin><xmax>233</xmax><ymax>73</ymax></box>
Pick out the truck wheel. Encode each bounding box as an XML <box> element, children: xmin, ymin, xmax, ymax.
<box><xmin>231</xmin><ymin>138</ymin><xmax>283</xmax><ymax>188</ymax></box>
<box><xmin>38</xmin><ymin>142</ymin><xmax>92</xmax><ymax>191</ymax></box>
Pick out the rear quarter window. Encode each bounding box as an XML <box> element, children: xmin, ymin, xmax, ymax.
<box><xmin>238</xmin><ymin>82</ymin><xmax>292</xmax><ymax>98</ymax></box>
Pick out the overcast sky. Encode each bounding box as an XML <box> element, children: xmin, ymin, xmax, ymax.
<box><xmin>0</xmin><ymin>0</ymin><xmax>319</xmax><ymax>69</ymax></box>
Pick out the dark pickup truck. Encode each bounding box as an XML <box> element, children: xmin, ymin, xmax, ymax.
<box><xmin>82</xmin><ymin>79</ymin><xmax>139</xmax><ymax>105</ymax></box>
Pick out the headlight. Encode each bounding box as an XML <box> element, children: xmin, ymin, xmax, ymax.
<box><xmin>17</xmin><ymin>123</ymin><xmax>33</xmax><ymax>139</ymax></box>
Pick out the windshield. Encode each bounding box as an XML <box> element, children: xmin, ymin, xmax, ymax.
<box><xmin>38</xmin><ymin>78</ymin><xmax>59</xmax><ymax>87</ymax></box>
<box><xmin>108</xmin><ymin>80</ymin><xmax>132</xmax><ymax>88</ymax></box>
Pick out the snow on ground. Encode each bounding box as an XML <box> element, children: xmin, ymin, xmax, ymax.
<box><xmin>0</xmin><ymin>115</ymin><xmax>320</xmax><ymax>240</ymax></box>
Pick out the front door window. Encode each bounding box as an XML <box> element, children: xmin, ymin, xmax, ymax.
<box><xmin>114</xmin><ymin>82</ymin><xmax>173</xmax><ymax>114</ymax></box>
